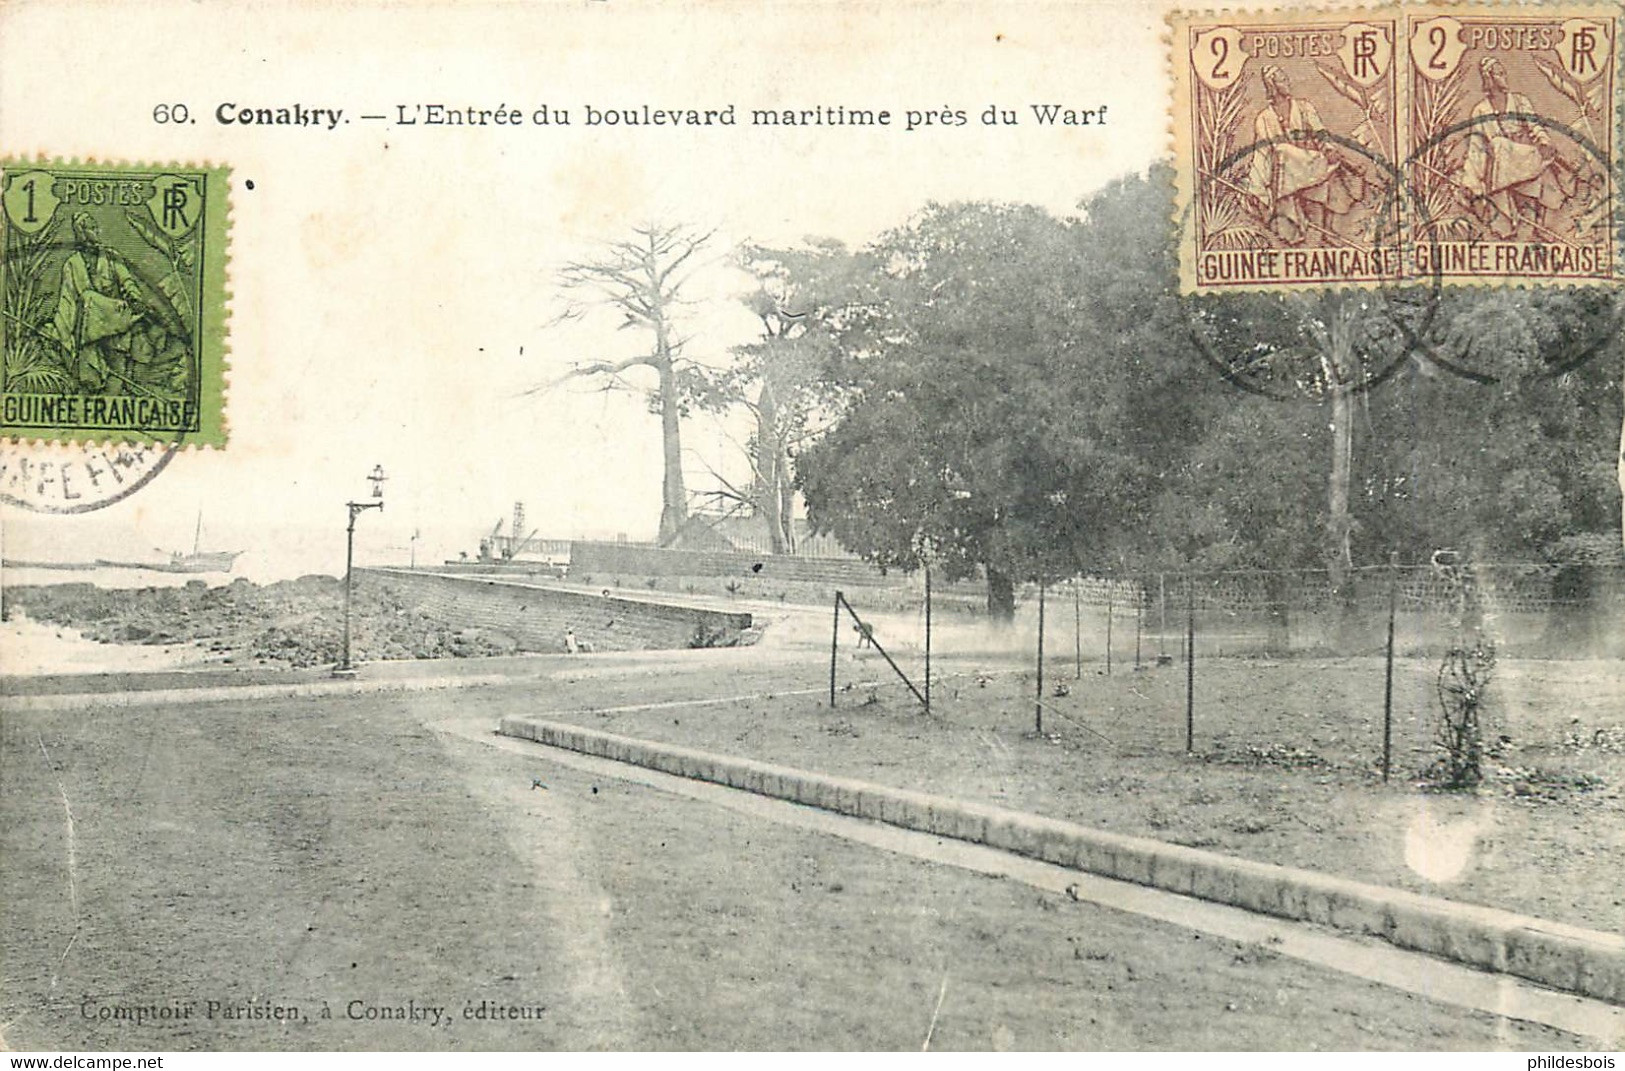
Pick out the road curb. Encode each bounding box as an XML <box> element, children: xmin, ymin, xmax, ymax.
<box><xmin>501</xmin><ymin>715</ymin><xmax>1625</xmax><ymax>1006</ymax></box>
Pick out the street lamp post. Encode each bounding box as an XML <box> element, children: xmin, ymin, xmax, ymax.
<box><xmin>335</xmin><ymin>465</ymin><xmax>387</xmax><ymax>677</ymax></box>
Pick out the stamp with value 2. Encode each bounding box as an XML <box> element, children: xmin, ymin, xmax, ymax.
<box><xmin>1407</xmin><ymin>6</ymin><xmax>1618</xmax><ymax>285</ymax></box>
<box><xmin>0</xmin><ymin>162</ymin><xmax>230</xmax><ymax>445</ymax></box>
<box><xmin>1171</xmin><ymin>11</ymin><xmax>1405</xmax><ymax>293</ymax></box>
<box><xmin>1171</xmin><ymin>5</ymin><xmax>1623</xmax><ymax>294</ymax></box>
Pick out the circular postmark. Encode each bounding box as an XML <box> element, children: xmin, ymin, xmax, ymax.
<box><xmin>0</xmin><ymin>439</ymin><xmax>180</xmax><ymax>514</ymax></box>
<box><xmin>1395</xmin><ymin>107</ymin><xmax>1623</xmax><ymax>386</ymax></box>
<box><xmin>1179</xmin><ymin>127</ymin><xmax>1443</xmax><ymax>402</ymax></box>
<box><xmin>1</xmin><ymin>172</ymin><xmax>206</xmax><ymax>511</ymax></box>
<box><xmin>1179</xmin><ymin>106</ymin><xmax>1622</xmax><ymax>402</ymax></box>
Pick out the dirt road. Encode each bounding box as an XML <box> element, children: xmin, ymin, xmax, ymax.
<box><xmin>0</xmin><ymin>677</ymin><xmax>1590</xmax><ymax>1050</ymax></box>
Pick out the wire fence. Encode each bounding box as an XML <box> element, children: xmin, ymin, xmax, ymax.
<box><xmin>824</xmin><ymin>561</ymin><xmax>1625</xmax><ymax>783</ymax></box>
<box><xmin>1049</xmin><ymin>562</ymin><xmax>1625</xmax><ymax>662</ymax></box>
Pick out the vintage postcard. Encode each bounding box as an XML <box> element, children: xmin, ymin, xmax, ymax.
<box><xmin>2</xmin><ymin>0</ymin><xmax>1623</xmax><ymax>1058</ymax></box>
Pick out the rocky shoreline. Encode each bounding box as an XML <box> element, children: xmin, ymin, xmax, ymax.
<box><xmin>2</xmin><ymin>576</ymin><xmax>515</xmax><ymax>670</ymax></box>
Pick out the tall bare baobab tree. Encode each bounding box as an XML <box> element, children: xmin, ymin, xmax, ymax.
<box><xmin>530</xmin><ymin>223</ymin><xmax>714</xmax><ymax>546</ymax></box>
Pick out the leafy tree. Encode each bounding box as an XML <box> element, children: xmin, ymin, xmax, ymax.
<box><xmin>1185</xmin><ymin>285</ymin><xmax>1432</xmax><ymax>597</ymax></box>
<box><xmin>1064</xmin><ymin>164</ymin><xmax>1237</xmax><ymax>575</ymax></box>
<box><xmin>708</xmin><ymin>240</ymin><xmax>871</xmax><ymax>553</ymax></box>
<box><xmin>793</xmin><ymin>202</ymin><xmax>1107</xmax><ymax>619</ymax></box>
<box><xmin>1074</xmin><ymin>172</ymin><xmax>1622</xmax><ymax>611</ymax></box>
<box><xmin>791</xmin><ymin>172</ymin><xmax>1228</xmax><ymax>619</ymax></box>
<box><xmin>788</xmin><ymin>166</ymin><xmax>1623</xmax><ymax>635</ymax></box>
<box><xmin>1357</xmin><ymin>289</ymin><xmax>1623</xmax><ymax>563</ymax></box>
<box><xmin>1170</xmin><ymin>284</ymin><xmax>1622</xmax><ymax>595</ymax></box>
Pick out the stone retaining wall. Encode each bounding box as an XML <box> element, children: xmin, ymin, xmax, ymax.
<box><xmin>361</xmin><ymin>569</ymin><xmax>752</xmax><ymax>653</ymax></box>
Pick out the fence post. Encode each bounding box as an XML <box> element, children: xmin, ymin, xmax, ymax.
<box><xmin>1074</xmin><ymin>580</ymin><xmax>1083</xmax><ymax>680</ymax></box>
<box><xmin>1159</xmin><ymin>572</ymin><xmax>1167</xmax><ymax>661</ymax></box>
<box><xmin>1135</xmin><ymin>575</ymin><xmax>1143</xmax><ymax>670</ymax></box>
<box><xmin>1036</xmin><ymin>581</ymin><xmax>1046</xmax><ymax>734</ymax></box>
<box><xmin>1186</xmin><ymin>573</ymin><xmax>1196</xmax><ymax>753</ymax></box>
<box><xmin>838</xmin><ymin>590</ymin><xmax>928</xmax><ymax>709</ymax></box>
<box><xmin>830</xmin><ymin>589</ymin><xmax>841</xmax><ymax>707</ymax></box>
<box><xmin>1105</xmin><ymin>582</ymin><xmax>1114</xmax><ymax>677</ymax></box>
<box><xmin>1383</xmin><ymin>552</ymin><xmax>1399</xmax><ymax>783</ymax></box>
<box><xmin>924</xmin><ymin>565</ymin><xmax>932</xmax><ymax>717</ymax></box>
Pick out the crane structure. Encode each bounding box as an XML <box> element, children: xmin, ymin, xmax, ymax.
<box><xmin>462</xmin><ymin>501</ymin><xmax>563</xmax><ymax>569</ymax></box>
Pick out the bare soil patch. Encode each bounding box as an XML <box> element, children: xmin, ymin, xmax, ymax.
<box><xmin>2</xmin><ymin>693</ymin><xmax>574</xmax><ymax>1050</ymax></box>
<box><xmin>2</xmin><ymin>687</ymin><xmax>1582</xmax><ymax>1049</ymax></box>
<box><xmin>2</xmin><ymin>577</ymin><xmax>518</xmax><ymax>669</ymax></box>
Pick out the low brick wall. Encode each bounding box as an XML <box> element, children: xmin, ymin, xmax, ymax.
<box><xmin>569</xmin><ymin>541</ymin><xmax>891</xmax><ymax>586</ymax></box>
<box><xmin>359</xmin><ymin>568</ymin><xmax>752</xmax><ymax>653</ymax></box>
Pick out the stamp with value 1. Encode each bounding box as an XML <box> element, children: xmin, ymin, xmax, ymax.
<box><xmin>1170</xmin><ymin>5</ymin><xmax>1622</xmax><ymax>294</ymax></box>
<box><xmin>0</xmin><ymin>162</ymin><xmax>230</xmax><ymax>445</ymax></box>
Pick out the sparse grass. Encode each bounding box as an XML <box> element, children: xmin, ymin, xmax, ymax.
<box><xmin>2</xmin><ymin>684</ymin><xmax>1583</xmax><ymax>1050</ymax></box>
<box><xmin>538</xmin><ymin>654</ymin><xmax>1624</xmax><ymax>932</ymax></box>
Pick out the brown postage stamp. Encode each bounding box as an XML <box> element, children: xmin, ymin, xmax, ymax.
<box><xmin>1407</xmin><ymin>7</ymin><xmax>1617</xmax><ymax>284</ymax></box>
<box><xmin>1172</xmin><ymin>11</ymin><xmax>1405</xmax><ymax>292</ymax></box>
<box><xmin>1171</xmin><ymin>5</ymin><xmax>1621</xmax><ymax>294</ymax></box>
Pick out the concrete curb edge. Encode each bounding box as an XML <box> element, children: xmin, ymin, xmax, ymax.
<box><xmin>500</xmin><ymin>715</ymin><xmax>1625</xmax><ymax>1006</ymax></box>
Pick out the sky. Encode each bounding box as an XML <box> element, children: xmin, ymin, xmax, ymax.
<box><xmin>0</xmin><ymin>0</ymin><xmax>1169</xmax><ymax>578</ymax></box>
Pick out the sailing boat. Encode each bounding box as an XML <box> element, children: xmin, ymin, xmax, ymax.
<box><xmin>96</xmin><ymin>513</ymin><xmax>242</xmax><ymax>574</ymax></box>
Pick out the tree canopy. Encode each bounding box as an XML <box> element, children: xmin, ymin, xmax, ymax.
<box><xmin>752</xmin><ymin>166</ymin><xmax>1621</xmax><ymax>619</ymax></box>
<box><xmin>792</xmin><ymin>195</ymin><xmax>1200</xmax><ymax>616</ymax></box>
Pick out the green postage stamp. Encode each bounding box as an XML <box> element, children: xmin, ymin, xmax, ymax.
<box><xmin>0</xmin><ymin>162</ymin><xmax>229</xmax><ymax>445</ymax></box>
